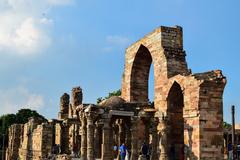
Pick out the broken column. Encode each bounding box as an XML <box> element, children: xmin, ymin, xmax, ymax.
<box><xmin>71</xmin><ymin>87</ymin><xmax>83</xmax><ymax>116</ymax></box>
<box><xmin>58</xmin><ymin>93</ymin><xmax>70</xmax><ymax>120</ymax></box>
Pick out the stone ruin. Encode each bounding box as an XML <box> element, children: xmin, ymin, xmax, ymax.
<box><xmin>5</xmin><ymin>26</ymin><xmax>226</xmax><ymax>160</ymax></box>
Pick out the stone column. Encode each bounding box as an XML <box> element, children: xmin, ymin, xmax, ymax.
<box><xmin>61</xmin><ymin>121</ymin><xmax>71</xmax><ymax>154</ymax></box>
<box><xmin>72</xmin><ymin>124</ymin><xmax>76</xmax><ymax>154</ymax></box>
<box><xmin>159</xmin><ymin>117</ymin><xmax>169</xmax><ymax>160</ymax></box>
<box><xmin>102</xmin><ymin>117</ymin><xmax>113</xmax><ymax>160</ymax></box>
<box><xmin>71</xmin><ymin>87</ymin><xmax>83</xmax><ymax>117</ymax></box>
<box><xmin>114</xmin><ymin>124</ymin><xmax>119</xmax><ymax>145</ymax></box>
<box><xmin>58</xmin><ymin>93</ymin><xmax>70</xmax><ymax>119</ymax></box>
<box><xmin>80</xmin><ymin>114</ymin><xmax>87</xmax><ymax>160</ymax></box>
<box><xmin>117</xmin><ymin>119</ymin><xmax>125</xmax><ymax>145</ymax></box>
<box><xmin>86</xmin><ymin>113</ymin><xmax>95</xmax><ymax>160</ymax></box>
<box><xmin>125</xmin><ymin>124</ymin><xmax>131</xmax><ymax>149</ymax></box>
<box><xmin>151</xmin><ymin>118</ymin><xmax>159</xmax><ymax>160</ymax></box>
<box><xmin>94</xmin><ymin>122</ymin><xmax>101</xmax><ymax>158</ymax></box>
<box><xmin>131</xmin><ymin>117</ymin><xmax>139</xmax><ymax>160</ymax></box>
<box><xmin>144</xmin><ymin>118</ymin><xmax>150</xmax><ymax>145</ymax></box>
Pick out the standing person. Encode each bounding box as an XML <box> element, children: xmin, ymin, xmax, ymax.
<box><xmin>119</xmin><ymin>143</ymin><xmax>127</xmax><ymax>160</ymax></box>
<box><xmin>141</xmin><ymin>142</ymin><xmax>149</xmax><ymax>159</ymax></box>
<box><xmin>228</xmin><ymin>142</ymin><xmax>233</xmax><ymax>160</ymax></box>
<box><xmin>113</xmin><ymin>143</ymin><xmax>118</xmax><ymax>158</ymax></box>
<box><xmin>169</xmin><ymin>144</ymin><xmax>175</xmax><ymax>160</ymax></box>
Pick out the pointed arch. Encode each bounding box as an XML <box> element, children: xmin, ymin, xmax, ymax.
<box><xmin>167</xmin><ymin>81</ymin><xmax>184</xmax><ymax>159</ymax></box>
<box><xmin>130</xmin><ymin>45</ymin><xmax>152</xmax><ymax>103</ymax></box>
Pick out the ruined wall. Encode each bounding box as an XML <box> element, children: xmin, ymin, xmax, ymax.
<box><xmin>58</xmin><ymin>93</ymin><xmax>70</xmax><ymax>120</ymax></box>
<box><xmin>121</xmin><ymin>26</ymin><xmax>226</xmax><ymax>159</ymax></box>
<box><xmin>59</xmin><ymin>119</ymin><xmax>81</xmax><ymax>154</ymax></box>
<box><xmin>196</xmin><ymin>71</ymin><xmax>226</xmax><ymax>159</ymax></box>
<box><xmin>19</xmin><ymin>118</ymin><xmax>53</xmax><ymax>160</ymax></box>
<box><xmin>71</xmin><ymin>87</ymin><xmax>83</xmax><ymax>107</ymax></box>
<box><xmin>69</xmin><ymin>87</ymin><xmax>83</xmax><ymax>118</ymax></box>
<box><xmin>5</xmin><ymin>124</ymin><xmax>23</xmax><ymax>160</ymax></box>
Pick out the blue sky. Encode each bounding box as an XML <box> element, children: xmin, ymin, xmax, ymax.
<box><xmin>0</xmin><ymin>0</ymin><xmax>239</xmax><ymax>123</ymax></box>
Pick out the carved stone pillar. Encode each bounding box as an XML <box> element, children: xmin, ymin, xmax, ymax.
<box><xmin>86</xmin><ymin>113</ymin><xmax>95</xmax><ymax>160</ymax></box>
<box><xmin>151</xmin><ymin>118</ymin><xmax>159</xmax><ymax>160</ymax></box>
<box><xmin>118</xmin><ymin>119</ymin><xmax>125</xmax><ymax>145</ymax></box>
<box><xmin>102</xmin><ymin>117</ymin><xmax>113</xmax><ymax>160</ymax></box>
<box><xmin>80</xmin><ymin>114</ymin><xmax>87</xmax><ymax>160</ymax></box>
<box><xmin>159</xmin><ymin>117</ymin><xmax>169</xmax><ymax>160</ymax></box>
<box><xmin>125</xmin><ymin>123</ymin><xmax>131</xmax><ymax>149</ymax></box>
<box><xmin>94</xmin><ymin>122</ymin><xmax>101</xmax><ymax>158</ymax></box>
<box><xmin>144</xmin><ymin>118</ymin><xmax>150</xmax><ymax>145</ymax></box>
<box><xmin>61</xmin><ymin>121</ymin><xmax>71</xmax><ymax>154</ymax></box>
<box><xmin>114</xmin><ymin>124</ymin><xmax>119</xmax><ymax>145</ymax></box>
<box><xmin>71</xmin><ymin>124</ymin><xmax>76</xmax><ymax>154</ymax></box>
<box><xmin>131</xmin><ymin>117</ymin><xmax>139</xmax><ymax>160</ymax></box>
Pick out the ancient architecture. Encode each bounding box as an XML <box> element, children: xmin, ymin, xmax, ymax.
<box><xmin>5</xmin><ymin>26</ymin><xmax>226</xmax><ymax>160</ymax></box>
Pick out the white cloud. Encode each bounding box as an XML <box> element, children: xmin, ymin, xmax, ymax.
<box><xmin>0</xmin><ymin>0</ymin><xmax>73</xmax><ymax>55</ymax></box>
<box><xmin>106</xmin><ymin>35</ymin><xmax>130</xmax><ymax>46</ymax></box>
<box><xmin>47</xmin><ymin>0</ymin><xmax>74</xmax><ymax>6</ymax></box>
<box><xmin>103</xmin><ymin>35</ymin><xmax>130</xmax><ymax>52</ymax></box>
<box><xmin>0</xmin><ymin>86</ymin><xmax>44</xmax><ymax>115</ymax></box>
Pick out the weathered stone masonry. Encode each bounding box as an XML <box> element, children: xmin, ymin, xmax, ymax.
<box><xmin>5</xmin><ymin>26</ymin><xmax>226</xmax><ymax>160</ymax></box>
<box><xmin>121</xmin><ymin>26</ymin><xmax>226</xmax><ymax>159</ymax></box>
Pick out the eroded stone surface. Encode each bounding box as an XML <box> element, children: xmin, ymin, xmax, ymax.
<box><xmin>5</xmin><ymin>26</ymin><xmax>226</xmax><ymax>160</ymax></box>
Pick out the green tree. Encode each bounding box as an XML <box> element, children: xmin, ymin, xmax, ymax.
<box><xmin>15</xmin><ymin>109</ymin><xmax>45</xmax><ymax>124</ymax></box>
<box><xmin>97</xmin><ymin>89</ymin><xmax>121</xmax><ymax>104</ymax></box>
<box><xmin>223</xmin><ymin>121</ymin><xmax>231</xmax><ymax>129</ymax></box>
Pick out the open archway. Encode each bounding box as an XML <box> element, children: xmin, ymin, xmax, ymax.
<box><xmin>167</xmin><ymin>82</ymin><xmax>184</xmax><ymax>160</ymax></box>
<box><xmin>130</xmin><ymin>45</ymin><xmax>152</xmax><ymax>103</ymax></box>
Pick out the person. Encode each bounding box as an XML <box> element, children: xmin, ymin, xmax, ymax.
<box><xmin>141</xmin><ymin>142</ymin><xmax>149</xmax><ymax>158</ymax></box>
<box><xmin>228</xmin><ymin>142</ymin><xmax>233</xmax><ymax>160</ymax></box>
<box><xmin>169</xmin><ymin>144</ymin><xmax>175</xmax><ymax>160</ymax></box>
<box><xmin>237</xmin><ymin>144</ymin><xmax>240</xmax><ymax>159</ymax></box>
<box><xmin>119</xmin><ymin>143</ymin><xmax>127</xmax><ymax>160</ymax></box>
<box><xmin>113</xmin><ymin>143</ymin><xmax>118</xmax><ymax>158</ymax></box>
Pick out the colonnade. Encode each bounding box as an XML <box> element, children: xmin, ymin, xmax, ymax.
<box><xmin>78</xmin><ymin>111</ymin><xmax>162</xmax><ymax>160</ymax></box>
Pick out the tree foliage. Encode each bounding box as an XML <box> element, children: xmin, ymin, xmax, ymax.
<box><xmin>223</xmin><ymin>121</ymin><xmax>231</xmax><ymax>129</ymax></box>
<box><xmin>97</xmin><ymin>89</ymin><xmax>121</xmax><ymax>104</ymax></box>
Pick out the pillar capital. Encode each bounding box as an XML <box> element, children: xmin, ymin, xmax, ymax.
<box><xmin>86</xmin><ymin>112</ymin><xmax>97</xmax><ymax>125</ymax></box>
<box><xmin>79</xmin><ymin>111</ymin><xmax>86</xmax><ymax>121</ymax></box>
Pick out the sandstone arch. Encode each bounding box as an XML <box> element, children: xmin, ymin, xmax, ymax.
<box><xmin>121</xmin><ymin>26</ymin><xmax>227</xmax><ymax>159</ymax></box>
<box><xmin>122</xmin><ymin>26</ymin><xmax>189</xmax><ymax>108</ymax></box>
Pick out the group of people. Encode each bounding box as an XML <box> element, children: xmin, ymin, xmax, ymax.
<box><xmin>113</xmin><ymin>142</ymin><xmax>151</xmax><ymax>160</ymax></box>
<box><xmin>227</xmin><ymin>142</ymin><xmax>240</xmax><ymax>160</ymax></box>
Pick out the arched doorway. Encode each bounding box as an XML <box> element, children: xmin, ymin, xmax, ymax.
<box><xmin>130</xmin><ymin>45</ymin><xmax>152</xmax><ymax>103</ymax></box>
<box><xmin>167</xmin><ymin>82</ymin><xmax>184</xmax><ymax>160</ymax></box>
